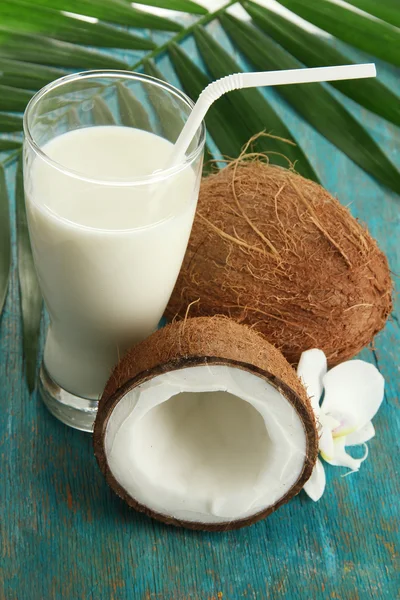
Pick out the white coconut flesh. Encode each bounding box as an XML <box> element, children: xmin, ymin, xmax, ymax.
<box><xmin>105</xmin><ymin>365</ymin><xmax>307</xmax><ymax>524</ymax></box>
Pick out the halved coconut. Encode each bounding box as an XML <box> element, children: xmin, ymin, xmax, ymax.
<box><xmin>93</xmin><ymin>317</ymin><xmax>318</xmax><ymax>530</ymax></box>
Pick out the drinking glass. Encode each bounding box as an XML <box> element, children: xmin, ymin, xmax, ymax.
<box><xmin>23</xmin><ymin>71</ymin><xmax>205</xmax><ymax>432</ymax></box>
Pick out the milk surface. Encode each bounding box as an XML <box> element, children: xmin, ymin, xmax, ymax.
<box><xmin>26</xmin><ymin>126</ymin><xmax>199</xmax><ymax>398</ymax></box>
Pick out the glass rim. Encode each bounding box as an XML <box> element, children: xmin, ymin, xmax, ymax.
<box><xmin>23</xmin><ymin>69</ymin><xmax>206</xmax><ymax>187</ymax></box>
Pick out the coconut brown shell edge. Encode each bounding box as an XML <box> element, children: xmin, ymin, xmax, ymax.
<box><xmin>93</xmin><ymin>316</ymin><xmax>318</xmax><ymax>531</ymax></box>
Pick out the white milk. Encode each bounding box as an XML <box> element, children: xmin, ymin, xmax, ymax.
<box><xmin>26</xmin><ymin>126</ymin><xmax>200</xmax><ymax>399</ymax></box>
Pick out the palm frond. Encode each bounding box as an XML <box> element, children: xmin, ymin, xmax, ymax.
<box><xmin>0</xmin><ymin>0</ymin><xmax>155</xmax><ymax>50</ymax></box>
<box><xmin>30</xmin><ymin>0</ymin><xmax>184</xmax><ymax>31</ymax></box>
<box><xmin>0</xmin><ymin>0</ymin><xmax>397</xmax><ymax>389</ymax></box>
<box><xmin>143</xmin><ymin>60</ymin><xmax>185</xmax><ymax>142</ymax></box>
<box><xmin>345</xmin><ymin>0</ymin><xmax>400</xmax><ymax>28</ymax></box>
<box><xmin>0</xmin><ymin>57</ymin><xmax>68</xmax><ymax>90</ymax></box>
<box><xmin>92</xmin><ymin>96</ymin><xmax>116</xmax><ymax>125</ymax></box>
<box><xmin>168</xmin><ymin>42</ymin><xmax>250</xmax><ymax>159</ymax></box>
<box><xmin>0</xmin><ymin>113</ymin><xmax>23</xmax><ymax>132</ymax></box>
<box><xmin>220</xmin><ymin>13</ymin><xmax>400</xmax><ymax>194</ymax></box>
<box><xmin>0</xmin><ymin>139</ymin><xmax>21</xmax><ymax>150</ymax></box>
<box><xmin>0</xmin><ymin>84</ymin><xmax>34</xmax><ymax>112</ymax></box>
<box><xmin>193</xmin><ymin>25</ymin><xmax>318</xmax><ymax>181</ymax></box>
<box><xmin>274</xmin><ymin>0</ymin><xmax>400</xmax><ymax>67</ymax></box>
<box><xmin>131</xmin><ymin>0</ymin><xmax>207</xmax><ymax>14</ymax></box>
<box><xmin>116</xmin><ymin>81</ymin><xmax>153</xmax><ymax>130</ymax></box>
<box><xmin>243</xmin><ymin>1</ymin><xmax>400</xmax><ymax>128</ymax></box>
<box><xmin>0</xmin><ymin>28</ymin><xmax>127</xmax><ymax>69</ymax></box>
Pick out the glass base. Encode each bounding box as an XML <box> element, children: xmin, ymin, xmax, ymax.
<box><xmin>38</xmin><ymin>364</ymin><xmax>98</xmax><ymax>433</ymax></box>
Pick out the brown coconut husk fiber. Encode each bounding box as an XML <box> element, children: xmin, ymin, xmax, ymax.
<box><xmin>93</xmin><ymin>316</ymin><xmax>318</xmax><ymax>531</ymax></box>
<box><xmin>166</xmin><ymin>151</ymin><xmax>392</xmax><ymax>366</ymax></box>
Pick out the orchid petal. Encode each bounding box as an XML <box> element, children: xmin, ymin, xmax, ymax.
<box><xmin>318</xmin><ymin>412</ymin><xmax>340</xmax><ymax>459</ymax></box>
<box><xmin>346</xmin><ymin>421</ymin><xmax>375</xmax><ymax>446</ymax></box>
<box><xmin>303</xmin><ymin>458</ymin><xmax>326</xmax><ymax>501</ymax></box>
<box><xmin>324</xmin><ymin>436</ymin><xmax>368</xmax><ymax>471</ymax></box>
<box><xmin>319</xmin><ymin>424</ymin><xmax>334</xmax><ymax>461</ymax></box>
<box><xmin>297</xmin><ymin>349</ymin><xmax>327</xmax><ymax>414</ymax></box>
<box><xmin>330</xmin><ymin>411</ymin><xmax>358</xmax><ymax>438</ymax></box>
<box><xmin>321</xmin><ymin>360</ymin><xmax>384</xmax><ymax>430</ymax></box>
<box><xmin>322</xmin><ymin>413</ymin><xmax>341</xmax><ymax>432</ymax></box>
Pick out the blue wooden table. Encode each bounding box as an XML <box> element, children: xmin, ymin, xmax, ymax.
<box><xmin>1</xmin><ymin>43</ymin><xmax>399</xmax><ymax>599</ymax></box>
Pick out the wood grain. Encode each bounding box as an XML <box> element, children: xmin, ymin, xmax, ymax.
<box><xmin>1</xmin><ymin>40</ymin><xmax>399</xmax><ymax>599</ymax></box>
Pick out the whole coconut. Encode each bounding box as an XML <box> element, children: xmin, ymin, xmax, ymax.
<box><xmin>166</xmin><ymin>160</ymin><xmax>392</xmax><ymax>365</ymax></box>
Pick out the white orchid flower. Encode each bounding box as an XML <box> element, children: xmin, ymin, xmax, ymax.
<box><xmin>297</xmin><ymin>349</ymin><xmax>385</xmax><ymax>501</ymax></box>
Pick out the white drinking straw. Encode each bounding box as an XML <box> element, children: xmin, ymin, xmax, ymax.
<box><xmin>171</xmin><ymin>63</ymin><xmax>376</xmax><ymax>166</ymax></box>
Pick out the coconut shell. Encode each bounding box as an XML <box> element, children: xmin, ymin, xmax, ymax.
<box><xmin>93</xmin><ymin>316</ymin><xmax>318</xmax><ymax>531</ymax></box>
<box><xmin>166</xmin><ymin>162</ymin><xmax>392</xmax><ymax>366</ymax></box>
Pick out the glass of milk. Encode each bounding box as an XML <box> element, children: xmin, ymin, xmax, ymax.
<box><xmin>23</xmin><ymin>71</ymin><xmax>205</xmax><ymax>432</ymax></box>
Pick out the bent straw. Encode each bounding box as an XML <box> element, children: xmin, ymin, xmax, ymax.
<box><xmin>171</xmin><ymin>63</ymin><xmax>376</xmax><ymax>166</ymax></box>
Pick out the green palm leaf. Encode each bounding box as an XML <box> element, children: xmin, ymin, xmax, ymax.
<box><xmin>0</xmin><ymin>113</ymin><xmax>23</xmax><ymax>133</ymax></box>
<box><xmin>142</xmin><ymin>59</ymin><xmax>166</xmax><ymax>81</ymax></box>
<box><xmin>275</xmin><ymin>0</ymin><xmax>400</xmax><ymax>67</ymax></box>
<box><xmin>168</xmin><ymin>42</ymin><xmax>249</xmax><ymax>159</ymax></box>
<box><xmin>0</xmin><ymin>165</ymin><xmax>11</xmax><ymax>317</ymax></box>
<box><xmin>16</xmin><ymin>158</ymin><xmax>43</xmax><ymax>392</ymax></box>
<box><xmin>0</xmin><ymin>139</ymin><xmax>21</xmax><ymax>150</ymax></box>
<box><xmin>202</xmin><ymin>146</ymin><xmax>216</xmax><ymax>176</ymax></box>
<box><xmin>143</xmin><ymin>59</ymin><xmax>185</xmax><ymax>142</ymax></box>
<box><xmin>0</xmin><ymin>0</ymin><xmax>155</xmax><ymax>50</ymax></box>
<box><xmin>243</xmin><ymin>1</ymin><xmax>400</xmax><ymax>128</ymax></box>
<box><xmin>221</xmin><ymin>13</ymin><xmax>400</xmax><ymax>194</ymax></box>
<box><xmin>143</xmin><ymin>60</ymin><xmax>215</xmax><ymax>176</ymax></box>
<box><xmin>0</xmin><ymin>58</ymin><xmax>67</xmax><ymax>91</ymax></box>
<box><xmin>116</xmin><ymin>81</ymin><xmax>153</xmax><ymax>130</ymax></box>
<box><xmin>66</xmin><ymin>106</ymin><xmax>81</xmax><ymax>128</ymax></box>
<box><xmin>31</xmin><ymin>0</ymin><xmax>182</xmax><ymax>31</ymax></box>
<box><xmin>143</xmin><ymin>58</ymin><xmax>214</xmax><ymax>172</ymax></box>
<box><xmin>0</xmin><ymin>85</ymin><xmax>34</xmax><ymax>112</ymax></box>
<box><xmin>345</xmin><ymin>0</ymin><xmax>400</xmax><ymax>28</ymax></box>
<box><xmin>130</xmin><ymin>0</ymin><xmax>207</xmax><ymax>15</ymax></box>
<box><xmin>193</xmin><ymin>25</ymin><xmax>318</xmax><ymax>181</ymax></box>
<box><xmin>92</xmin><ymin>96</ymin><xmax>116</xmax><ymax>125</ymax></box>
<box><xmin>0</xmin><ymin>28</ymin><xmax>126</xmax><ymax>69</ymax></box>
